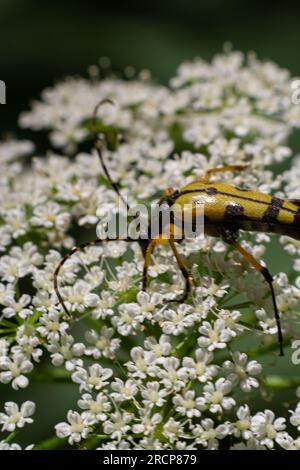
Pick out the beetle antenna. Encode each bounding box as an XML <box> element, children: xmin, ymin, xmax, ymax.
<box><xmin>54</xmin><ymin>237</ymin><xmax>137</xmax><ymax>319</ymax></box>
<box><xmin>92</xmin><ymin>99</ymin><xmax>131</xmax><ymax>212</ymax></box>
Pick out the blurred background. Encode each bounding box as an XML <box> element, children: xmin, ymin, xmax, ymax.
<box><xmin>1</xmin><ymin>0</ymin><xmax>300</xmax><ymax>448</ymax></box>
<box><xmin>1</xmin><ymin>0</ymin><xmax>300</xmax><ymax>135</ymax></box>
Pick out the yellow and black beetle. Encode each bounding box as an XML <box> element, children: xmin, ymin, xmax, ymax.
<box><xmin>54</xmin><ymin>101</ymin><xmax>300</xmax><ymax>357</ymax></box>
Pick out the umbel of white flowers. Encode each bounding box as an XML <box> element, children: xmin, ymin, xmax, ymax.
<box><xmin>0</xmin><ymin>49</ymin><xmax>300</xmax><ymax>450</ymax></box>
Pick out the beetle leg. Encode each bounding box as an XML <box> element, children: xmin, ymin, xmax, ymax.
<box><xmin>142</xmin><ymin>239</ymin><xmax>157</xmax><ymax>291</ymax></box>
<box><xmin>198</xmin><ymin>165</ymin><xmax>249</xmax><ymax>183</ymax></box>
<box><xmin>221</xmin><ymin>228</ymin><xmax>284</xmax><ymax>356</ymax></box>
<box><xmin>166</xmin><ymin>238</ymin><xmax>193</xmax><ymax>303</ymax></box>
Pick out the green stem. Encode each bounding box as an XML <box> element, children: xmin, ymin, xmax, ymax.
<box><xmin>0</xmin><ymin>328</ymin><xmax>18</xmax><ymax>333</ymax></box>
<box><xmin>34</xmin><ymin>436</ymin><xmax>67</xmax><ymax>450</ymax></box>
<box><xmin>81</xmin><ymin>435</ymin><xmax>111</xmax><ymax>450</ymax></box>
<box><xmin>5</xmin><ymin>429</ymin><xmax>19</xmax><ymax>443</ymax></box>
<box><xmin>262</xmin><ymin>375</ymin><xmax>300</xmax><ymax>389</ymax></box>
<box><xmin>0</xmin><ymin>319</ymin><xmax>18</xmax><ymax>328</ymax></box>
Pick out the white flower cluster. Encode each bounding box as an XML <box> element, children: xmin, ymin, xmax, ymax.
<box><xmin>1</xmin><ymin>49</ymin><xmax>300</xmax><ymax>450</ymax></box>
<box><xmin>0</xmin><ymin>401</ymin><xmax>35</xmax><ymax>450</ymax></box>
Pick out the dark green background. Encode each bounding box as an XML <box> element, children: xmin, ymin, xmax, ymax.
<box><xmin>1</xmin><ymin>0</ymin><xmax>300</xmax><ymax>136</ymax></box>
<box><xmin>1</xmin><ymin>0</ymin><xmax>300</xmax><ymax>448</ymax></box>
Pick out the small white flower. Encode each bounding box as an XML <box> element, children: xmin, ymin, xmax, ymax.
<box><xmin>234</xmin><ymin>405</ymin><xmax>253</xmax><ymax>439</ymax></box>
<box><xmin>0</xmin><ymin>339</ymin><xmax>9</xmax><ymax>357</ymax></box>
<box><xmin>0</xmin><ymin>401</ymin><xmax>35</xmax><ymax>432</ymax></box>
<box><xmin>78</xmin><ymin>392</ymin><xmax>111</xmax><ymax>422</ymax></box>
<box><xmin>113</xmin><ymin>302</ymin><xmax>144</xmax><ymax>336</ymax></box>
<box><xmin>103</xmin><ymin>411</ymin><xmax>132</xmax><ymax>442</ymax></box>
<box><xmin>0</xmin><ymin>353</ymin><xmax>33</xmax><ymax>389</ymax></box>
<box><xmin>223</xmin><ymin>352</ymin><xmax>262</xmax><ymax>392</ymax></box>
<box><xmin>136</xmin><ymin>290</ymin><xmax>162</xmax><ymax>314</ymax></box>
<box><xmin>144</xmin><ymin>335</ymin><xmax>172</xmax><ymax>362</ymax></box>
<box><xmin>126</xmin><ymin>347</ymin><xmax>157</xmax><ymax>379</ymax></box>
<box><xmin>2</xmin><ymin>293</ymin><xmax>32</xmax><ymax>320</ymax></box>
<box><xmin>202</xmin><ymin>378</ymin><xmax>235</xmax><ymax>413</ymax></box>
<box><xmin>55</xmin><ymin>410</ymin><xmax>94</xmax><ymax>445</ymax></box>
<box><xmin>173</xmin><ymin>390</ymin><xmax>203</xmax><ymax>418</ymax></box>
<box><xmin>141</xmin><ymin>381</ymin><xmax>168</xmax><ymax>408</ymax></box>
<box><xmin>0</xmin><ymin>283</ymin><xmax>15</xmax><ymax>305</ymax></box>
<box><xmin>289</xmin><ymin>402</ymin><xmax>300</xmax><ymax>431</ymax></box>
<box><xmin>91</xmin><ymin>291</ymin><xmax>115</xmax><ymax>319</ymax></box>
<box><xmin>163</xmin><ymin>417</ymin><xmax>184</xmax><ymax>444</ymax></box>
<box><xmin>251</xmin><ymin>409</ymin><xmax>286</xmax><ymax>449</ymax></box>
<box><xmin>230</xmin><ymin>437</ymin><xmax>266</xmax><ymax>450</ymax></box>
<box><xmin>98</xmin><ymin>440</ymin><xmax>131</xmax><ymax>450</ymax></box>
<box><xmin>182</xmin><ymin>348</ymin><xmax>218</xmax><ymax>383</ymax></box>
<box><xmin>72</xmin><ymin>364</ymin><xmax>113</xmax><ymax>392</ymax></box>
<box><xmin>276</xmin><ymin>434</ymin><xmax>300</xmax><ymax>450</ymax></box>
<box><xmin>13</xmin><ymin>326</ymin><xmax>42</xmax><ymax>362</ymax></box>
<box><xmin>111</xmin><ymin>378</ymin><xmax>138</xmax><ymax>402</ymax></box>
<box><xmin>83</xmin><ymin>265</ymin><xmax>104</xmax><ymax>288</ymax></box>
<box><xmin>0</xmin><ymin>441</ymin><xmax>34</xmax><ymax>450</ymax></box>
<box><xmin>10</xmin><ymin>242</ymin><xmax>43</xmax><ymax>270</ymax></box>
<box><xmin>218</xmin><ymin>309</ymin><xmax>243</xmax><ymax>335</ymax></box>
<box><xmin>0</xmin><ymin>256</ymin><xmax>28</xmax><ymax>282</ymax></box>
<box><xmin>37</xmin><ymin>308</ymin><xmax>69</xmax><ymax>341</ymax></box>
<box><xmin>157</xmin><ymin>357</ymin><xmax>188</xmax><ymax>391</ymax></box>
<box><xmin>47</xmin><ymin>334</ymin><xmax>85</xmax><ymax>371</ymax></box>
<box><xmin>4</xmin><ymin>209</ymin><xmax>28</xmax><ymax>239</ymax></box>
<box><xmin>45</xmin><ymin>250</ymin><xmax>79</xmax><ymax>285</ymax></box>
<box><xmin>85</xmin><ymin>326</ymin><xmax>120</xmax><ymax>359</ymax></box>
<box><xmin>161</xmin><ymin>304</ymin><xmax>197</xmax><ymax>335</ymax></box>
<box><xmin>31</xmin><ymin>202</ymin><xmax>70</xmax><ymax>231</ymax></box>
<box><xmin>196</xmin><ymin>277</ymin><xmax>229</xmax><ymax>300</ymax></box>
<box><xmin>132</xmin><ymin>409</ymin><xmax>162</xmax><ymax>435</ymax></box>
<box><xmin>60</xmin><ymin>280</ymin><xmax>99</xmax><ymax>314</ymax></box>
<box><xmin>198</xmin><ymin>319</ymin><xmax>233</xmax><ymax>351</ymax></box>
<box><xmin>256</xmin><ymin>308</ymin><xmax>279</xmax><ymax>335</ymax></box>
<box><xmin>0</xmin><ymin>226</ymin><xmax>11</xmax><ymax>252</ymax></box>
<box><xmin>0</xmin><ymin>139</ymin><xmax>33</xmax><ymax>162</ymax></box>
<box><xmin>192</xmin><ymin>418</ymin><xmax>231</xmax><ymax>449</ymax></box>
<box><xmin>108</xmin><ymin>264</ymin><xmax>139</xmax><ymax>293</ymax></box>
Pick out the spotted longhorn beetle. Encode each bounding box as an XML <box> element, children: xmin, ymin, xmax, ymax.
<box><xmin>54</xmin><ymin>100</ymin><xmax>300</xmax><ymax>356</ymax></box>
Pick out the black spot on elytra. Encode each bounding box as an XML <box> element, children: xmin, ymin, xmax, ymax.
<box><xmin>271</xmin><ymin>197</ymin><xmax>283</xmax><ymax>207</ymax></box>
<box><xmin>205</xmin><ymin>187</ymin><xmax>218</xmax><ymax>195</ymax></box>
<box><xmin>261</xmin><ymin>197</ymin><xmax>282</xmax><ymax>223</ymax></box>
<box><xmin>234</xmin><ymin>185</ymin><xmax>249</xmax><ymax>192</ymax></box>
<box><xmin>225</xmin><ymin>203</ymin><xmax>245</xmax><ymax>219</ymax></box>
